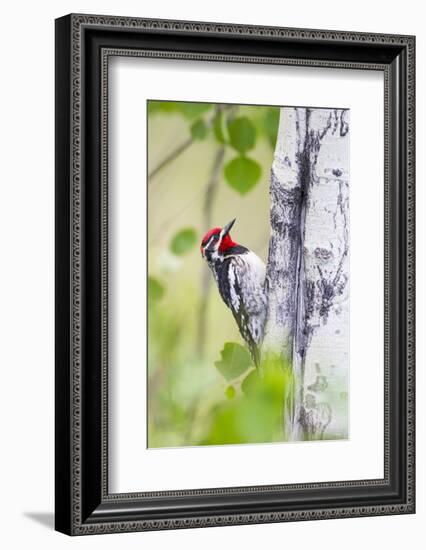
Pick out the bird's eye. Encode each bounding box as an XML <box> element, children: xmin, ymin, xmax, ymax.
<box><xmin>213</xmin><ymin>234</ymin><xmax>219</xmax><ymax>241</ymax></box>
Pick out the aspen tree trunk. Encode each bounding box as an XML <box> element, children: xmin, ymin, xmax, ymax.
<box><xmin>263</xmin><ymin>107</ymin><xmax>350</xmax><ymax>441</ymax></box>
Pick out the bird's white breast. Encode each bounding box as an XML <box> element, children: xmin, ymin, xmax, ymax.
<box><xmin>244</xmin><ymin>251</ymin><xmax>266</xmax><ymax>284</ymax></box>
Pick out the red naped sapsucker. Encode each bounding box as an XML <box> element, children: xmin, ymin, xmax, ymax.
<box><xmin>200</xmin><ymin>219</ymin><xmax>267</xmax><ymax>367</ymax></box>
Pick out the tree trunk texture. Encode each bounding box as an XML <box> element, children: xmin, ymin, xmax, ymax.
<box><xmin>264</xmin><ymin>107</ymin><xmax>349</xmax><ymax>441</ymax></box>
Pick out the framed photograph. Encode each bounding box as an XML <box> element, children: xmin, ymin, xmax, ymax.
<box><xmin>55</xmin><ymin>14</ymin><xmax>415</xmax><ymax>535</ymax></box>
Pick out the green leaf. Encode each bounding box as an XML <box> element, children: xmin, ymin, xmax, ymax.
<box><xmin>179</xmin><ymin>102</ymin><xmax>213</xmax><ymax>119</ymax></box>
<box><xmin>224</xmin><ymin>156</ymin><xmax>262</xmax><ymax>195</ymax></box>
<box><xmin>170</xmin><ymin>228</ymin><xmax>197</xmax><ymax>255</ymax></box>
<box><xmin>148</xmin><ymin>277</ymin><xmax>165</xmax><ymax>301</ymax></box>
<box><xmin>241</xmin><ymin>369</ymin><xmax>260</xmax><ymax>396</ymax></box>
<box><xmin>225</xmin><ymin>385</ymin><xmax>236</xmax><ymax>400</ymax></box>
<box><xmin>263</xmin><ymin>107</ymin><xmax>280</xmax><ymax>148</ymax></box>
<box><xmin>214</xmin><ymin>342</ymin><xmax>252</xmax><ymax>381</ymax></box>
<box><xmin>201</xmin><ymin>355</ymin><xmax>297</xmax><ymax>446</ymax></box>
<box><xmin>190</xmin><ymin>119</ymin><xmax>208</xmax><ymax>141</ymax></box>
<box><xmin>227</xmin><ymin>116</ymin><xmax>257</xmax><ymax>153</ymax></box>
<box><xmin>147</xmin><ymin>101</ymin><xmax>213</xmax><ymax>119</ymax></box>
<box><xmin>147</xmin><ymin>100</ymin><xmax>181</xmax><ymax>115</ymax></box>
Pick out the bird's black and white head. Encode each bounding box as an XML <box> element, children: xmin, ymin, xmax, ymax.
<box><xmin>200</xmin><ymin>218</ymin><xmax>237</xmax><ymax>265</ymax></box>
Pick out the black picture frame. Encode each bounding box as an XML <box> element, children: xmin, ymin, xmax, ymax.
<box><xmin>55</xmin><ymin>13</ymin><xmax>415</xmax><ymax>535</ymax></box>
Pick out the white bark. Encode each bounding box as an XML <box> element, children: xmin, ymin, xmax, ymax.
<box><xmin>263</xmin><ymin>107</ymin><xmax>349</xmax><ymax>441</ymax></box>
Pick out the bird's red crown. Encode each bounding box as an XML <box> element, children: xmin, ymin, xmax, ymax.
<box><xmin>200</xmin><ymin>225</ymin><xmax>237</xmax><ymax>253</ymax></box>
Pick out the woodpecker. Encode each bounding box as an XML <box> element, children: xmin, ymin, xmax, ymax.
<box><xmin>200</xmin><ymin>218</ymin><xmax>267</xmax><ymax>367</ymax></box>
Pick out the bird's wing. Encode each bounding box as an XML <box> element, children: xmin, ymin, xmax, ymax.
<box><xmin>226</xmin><ymin>254</ymin><xmax>267</xmax><ymax>362</ymax></box>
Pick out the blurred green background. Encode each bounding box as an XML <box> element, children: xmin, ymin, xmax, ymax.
<box><xmin>147</xmin><ymin>100</ymin><xmax>285</xmax><ymax>448</ymax></box>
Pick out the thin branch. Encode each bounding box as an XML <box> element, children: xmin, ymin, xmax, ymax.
<box><xmin>148</xmin><ymin>105</ymin><xmax>233</xmax><ymax>182</ymax></box>
<box><xmin>148</xmin><ymin>136</ymin><xmax>193</xmax><ymax>181</ymax></box>
<box><xmin>196</xmin><ymin>145</ymin><xmax>226</xmax><ymax>358</ymax></box>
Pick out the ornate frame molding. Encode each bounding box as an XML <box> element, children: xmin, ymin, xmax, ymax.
<box><xmin>55</xmin><ymin>14</ymin><xmax>415</xmax><ymax>535</ymax></box>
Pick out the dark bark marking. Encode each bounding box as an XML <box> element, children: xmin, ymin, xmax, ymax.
<box><xmin>339</xmin><ymin>109</ymin><xmax>350</xmax><ymax>137</ymax></box>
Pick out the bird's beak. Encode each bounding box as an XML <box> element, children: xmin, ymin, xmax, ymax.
<box><xmin>222</xmin><ymin>218</ymin><xmax>236</xmax><ymax>237</ymax></box>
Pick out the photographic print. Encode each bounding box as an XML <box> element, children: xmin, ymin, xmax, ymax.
<box><xmin>147</xmin><ymin>100</ymin><xmax>349</xmax><ymax>448</ymax></box>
